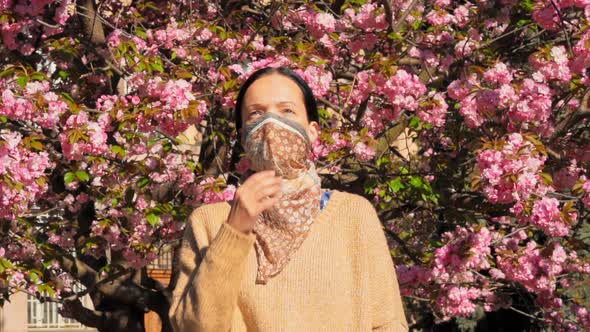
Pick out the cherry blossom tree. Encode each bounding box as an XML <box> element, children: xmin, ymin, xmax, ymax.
<box><xmin>1</xmin><ymin>0</ymin><xmax>590</xmax><ymax>331</ymax></box>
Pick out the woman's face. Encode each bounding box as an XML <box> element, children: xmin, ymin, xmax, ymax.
<box><xmin>241</xmin><ymin>73</ymin><xmax>319</xmax><ymax>144</ymax></box>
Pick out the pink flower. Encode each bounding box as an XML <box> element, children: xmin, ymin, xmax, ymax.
<box><xmin>236</xmin><ymin>157</ymin><xmax>251</xmax><ymax>175</ymax></box>
<box><xmin>426</xmin><ymin>9</ymin><xmax>453</xmax><ymax>27</ymax></box>
<box><xmin>381</xmin><ymin>69</ymin><xmax>427</xmax><ymax>113</ymax></box>
<box><xmin>295</xmin><ymin>66</ymin><xmax>333</xmax><ymax>97</ymax></box>
<box><xmin>529</xmin><ymin>46</ymin><xmax>571</xmax><ymax>82</ymax></box>
<box><xmin>483</xmin><ymin>62</ymin><xmax>513</xmax><ymax>84</ymax></box>
<box><xmin>352</xmin><ymin>141</ymin><xmax>375</xmax><ymax>161</ymax></box>
<box><xmin>533</xmin><ymin>6</ymin><xmax>560</xmax><ymax>31</ymax></box>
<box><xmin>59</xmin><ymin>112</ymin><xmax>109</xmax><ymax>161</ymax></box>
<box><xmin>529</xmin><ymin>197</ymin><xmax>571</xmax><ymax>237</ymax></box>
<box><xmin>315</xmin><ymin>12</ymin><xmax>336</xmax><ymax>34</ymax></box>
<box><xmin>417</xmin><ymin>92</ymin><xmax>448</xmax><ymax>127</ymax></box>
<box><xmin>1</xmin><ymin>80</ymin><xmax>67</xmax><ymax>129</ymax></box>
<box><xmin>0</xmin><ymin>130</ymin><xmax>52</xmax><ymax>220</ymax></box>
<box><xmin>436</xmin><ymin>286</ymin><xmax>481</xmax><ymax>320</ymax></box>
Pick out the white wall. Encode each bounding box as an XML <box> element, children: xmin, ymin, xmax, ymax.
<box><xmin>2</xmin><ymin>291</ymin><xmax>27</xmax><ymax>332</ymax></box>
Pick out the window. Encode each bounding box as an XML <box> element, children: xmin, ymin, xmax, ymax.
<box><xmin>148</xmin><ymin>245</ymin><xmax>173</xmax><ymax>270</ymax></box>
<box><xmin>27</xmin><ymin>283</ymin><xmax>96</xmax><ymax>331</ymax></box>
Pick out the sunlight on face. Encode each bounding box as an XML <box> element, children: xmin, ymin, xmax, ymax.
<box><xmin>241</xmin><ymin>73</ymin><xmax>319</xmax><ymax>143</ymax></box>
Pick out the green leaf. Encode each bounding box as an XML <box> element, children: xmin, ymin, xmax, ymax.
<box><xmin>151</xmin><ymin>60</ymin><xmax>164</xmax><ymax>73</ymax></box>
<box><xmin>146</xmin><ymin>213</ymin><xmax>160</xmax><ymax>226</ymax></box>
<box><xmin>31</xmin><ymin>72</ymin><xmax>45</xmax><ymax>81</ymax></box>
<box><xmin>38</xmin><ymin>284</ymin><xmax>56</xmax><ymax>297</ymax></box>
<box><xmin>64</xmin><ymin>172</ymin><xmax>76</xmax><ymax>184</ymax></box>
<box><xmin>138</xmin><ymin>177</ymin><xmax>150</xmax><ymax>188</ymax></box>
<box><xmin>75</xmin><ymin>170</ymin><xmax>90</xmax><ymax>182</ymax></box>
<box><xmin>0</xmin><ymin>258</ymin><xmax>14</xmax><ymax>270</ymax></box>
<box><xmin>0</xmin><ymin>116</ymin><xmax>6</xmax><ymax>123</ymax></box>
<box><xmin>409</xmin><ymin>176</ymin><xmax>423</xmax><ymax>188</ymax></box>
<box><xmin>58</xmin><ymin>70</ymin><xmax>69</xmax><ymax>79</ymax></box>
<box><xmin>412</xmin><ymin>20</ymin><xmax>422</xmax><ymax>30</ymax></box>
<box><xmin>110</xmin><ymin>145</ymin><xmax>126</xmax><ymax>157</ymax></box>
<box><xmin>0</xmin><ymin>67</ymin><xmax>15</xmax><ymax>78</ymax></box>
<box><xmin>388</xmin><ymin>177</ymin><xmax>405</xmax><ymax>192</ymax></box>
<box><xmin>16</xmin><ymin>76</ymin><xmax>28</xmax><ymax>88</ymax></box>
<box><xmin>408</xmin><ymin>116</ymin><xmax>421</xmax><ymax>130</ymax></box>
<box><xmin>61</xmin><ymin>92</ymin><xmax>75</xmax><ymax>103</ymax></box>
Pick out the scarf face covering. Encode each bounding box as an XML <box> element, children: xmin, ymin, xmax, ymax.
<box><xmin>242</xmin><ymin>112</ymin><xmax>322</xmax><ymax>284</ymax></box>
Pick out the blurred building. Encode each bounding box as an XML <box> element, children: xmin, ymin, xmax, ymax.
<box><xmin>0</xmin><ymin>247</ymin><xmax>173</xmax><ymax>332</ymax></box>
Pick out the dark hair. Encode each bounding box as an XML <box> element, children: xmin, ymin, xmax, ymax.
<box><xmin>234</xmin><ymin>66</ymin><xmax>319</xmax><ymax>133</ymax></box>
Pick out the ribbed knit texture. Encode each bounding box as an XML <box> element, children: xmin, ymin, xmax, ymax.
<box><xmin>169</xmin><ymin>190</ymin><xmax>408</xmax><ymax>332</ymax></box>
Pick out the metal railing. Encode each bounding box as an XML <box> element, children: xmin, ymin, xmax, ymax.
<box><xmin>27</xmin><ymin>284</ymin><xmax>95</xmax><ymax>331</ymax></box>
<box><xmin>148</xmin><ymin>245</ymin><xmax>173</xmax><ymax>270</ymax></box>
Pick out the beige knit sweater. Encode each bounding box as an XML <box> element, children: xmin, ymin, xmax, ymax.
<box><xmin>169</xmin><ymin>190</ymin><xmax>408</xmax><ymax>331</ymax></box>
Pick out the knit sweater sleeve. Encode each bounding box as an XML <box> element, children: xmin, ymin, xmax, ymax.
<box><xmin>169</xmin><ymin>206</ymin><xmax>256</xmax><ymax>332</ymax></box>
<box><xmin>363</xmin><ymin>200</ymin><xmax>409</xmax><ymax>332</ymax></box>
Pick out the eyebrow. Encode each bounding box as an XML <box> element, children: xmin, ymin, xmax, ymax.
<box><xmin>245</xmin><ymin>101</ymin><xmax>298</xmax><ymax>111</ymax></box>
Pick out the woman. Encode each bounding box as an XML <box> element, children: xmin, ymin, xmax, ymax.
<box><xmin>169</xmin><ymin>67</ymin><xmax>408</xmax><ymax>331</ymax></box>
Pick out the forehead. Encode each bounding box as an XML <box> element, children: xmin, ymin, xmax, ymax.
<box><xmin>243</xmin><ymin>73</ymin><xmax>305</xmax><ymax>106</ymax></box>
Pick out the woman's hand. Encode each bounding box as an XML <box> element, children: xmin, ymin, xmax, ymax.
<box><xmin>227</xmin><ymin>170</ymin><xmax>282</xmax><ymax>234</ymax></box>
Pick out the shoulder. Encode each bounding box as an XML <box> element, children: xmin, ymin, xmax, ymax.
<box><xmin>330</xmin><ymin>189</ymin><xmax>377</xmax><ymax>215</ymax></box>
<box><xmin>186</xmin><ymin>201</ymin><xmax>232</xmax><ymax>241</ymax></box>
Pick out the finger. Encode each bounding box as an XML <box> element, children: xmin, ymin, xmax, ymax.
<box><xmin>254</xmin><ymin>176</ymin><xmax>282</xmax><ymax>189</ymax></box>
<box><xmin>255</xmin><ymin>183</ymin><xmax>282</xmax><ymax>200</ymax></box>
<box><xmin>247</xmin><ymin>170</ymin><xmax>276</xmax><ymax>183</ymax></box>
<box><xmin>259</xmin><ymin>191</ymin><xmax>282</xmax><ymax>211</ymax></box>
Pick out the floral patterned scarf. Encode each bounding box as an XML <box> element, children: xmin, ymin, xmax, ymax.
<box><xmin>242</xmin><ymin>112</ymin><xmax>322</xmax><ymax>284</ymax></box>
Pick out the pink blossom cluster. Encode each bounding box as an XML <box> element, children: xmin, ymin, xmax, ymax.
<box><xmin>507</xmin><ymin>78</ymin><xmax>553</xmax><ymax>126</ymax></box>
<box><xmin>0</xmin><ymin>130</ymin><xmax>52</xmax><ymax>220</ymax></box>
<box><xmin>294</xmin><ymin>66</ymin><xmax>333</xmax><ymax>97</ymax></box>
<box><xmin>532</xmin><ymin>0</ymin><xmax>590</xmax><ymax>32</ymax></box>
<box><xmin>1</xmin><ymin>80</ymin><xmax>68</xmax><ymax>129</ymax></box>
<box><xmin>527</xmin><ymin>197</ymin><xmax>574</xmax><ymax>237</ymax></box>
<box><xmin>397</xmin><ymin>226</ymin><xmax>505</xmax><ymax>320</ymax></box>
<box><xmin>583</xmin><ymin>180</ymin><xmax>590</xmax><ymax>208</ymax></box>
<box><xmin>5</xmin><ymin>238</ymin><xmax>39</xmax><ymax>261</ymax></box>
<box><xmin>424</xmin><ymin>2</ymin><xmax>477</xmax><ymax>29</ymax></box>
<box><xmin>381</xmin><ymin>69</ymin><xmax>428</xmax><ymax>113</ymax></box>
<box><xmin>47</xmin><ymin>228</ymin><xmax>76</xmax><ymax>249</ymax></box>
<box><xmin>343</xmin><ymin>3</ymin><xmax>388</xmax><ymax>31</ymax></box>
<box><xmin>360</xmin><ymin>103</ymin><xmax>402</xmax><ymax>136</ymax></box>
<box><xmin>145</xmin><ymin>153</ymin><xmax>195</xmax><ymax>190</ymax></box>
<box><xmin>448</xmin><ymin>63</ymin><xmax>553</xmax><ymax>129</ymax></box>
<box><xmin>416</xmin><ymin>91</ymin><xmax>449</xmax><ymax>127</ymax></box>
<box><xmin>91</xmin><ymin>219</ymin><xmax>125</xmax><ymax>251</ymax></box>
<box><xmin>430</xmin><ymin>226</ymin><xmax>497</xmax><ymax>283</ymax></box>
<box><xmin>106</xmin><ymin>19</ymin><xmax>196</xmax><ymax>57</ymax></box>
<box><xmin>312</xmin><ymin>132</ymin><xmax>349</xmax><ymax>159</ymax></box>
<box><xmin>151</xmin><ymin>19</ymin><xmax>194</xmax><ymax>49</ymax></box>
<box><xmin>529</xmin><ymin>46</ymin><xmax>572</xmax><ymax>82</ymax></box>
<box><xmin>193</xmin><ymin>176</ymin><xmax>236</xmax><ymax>204</ymax></box>
<box><xmin>348</xmin><ymin>69</ymin><xmax>428</xmax><ymax>136</ymax></box>
<box><xmin>90</xmin><ymin>201</ymin><xmax>183</xmax><ymax>268</ymax></box>
<box><xmin>313</xmin><ymin>131</ymin><xmax>376</xmax><ymax>162</ymax></box>
<box><xmin>288</xmin><ymin>8</ymin><xmax>338</xmax><ymax>39</ymax></box>
<box><xmin>571</xmin><ymin>28</ymin><xmax>590</xmax><ymax>73</ymax></box>
<box><xmin>228</xmin><ymin>56</ymin><xmax>292</xmax><ymax>82</ymax></box>
<box><xmin>135</xmin><ymin>78</ymin><xmax>202</xmax><ymax>136</ymax></box>
<box><xmin>59</xmin><ymin>111</ymin><xmax>110</xmax><ymax>161</ymax></box>
<box><xmin>496</xmin><ymin>240</ymin><xmax>570</xmax><ymax>300</ymax></box>
<box><xmin>1</xmin><ymin>0</ymin><xmax>74</xmax><ymax>55</ymax></box>
<box><xmin>572</xmin><ymin>304</ymin><xmax>590</xmax><ymax>331</ymax></box>
<box><xmin>435</xmin><ymin>286</ymin><xmax>482</xmax><ymax>321</ymax></box>
<box><xmin>476</xmin><ymin>133</ymin><xmax>548</xmax><ymax>204</ymax></box>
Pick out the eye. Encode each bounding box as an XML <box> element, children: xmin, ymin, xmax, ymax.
<box><xmin>249</xmin><ymin>109</ymin><xmax>262</xmax><ymax>117</ymax></box>
<box><xmin>282</xmin><ymin>108</ymin><xmax>295</xmax><ymax>114</ymax></box>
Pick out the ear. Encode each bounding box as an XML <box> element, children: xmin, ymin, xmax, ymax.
<box><xmin>308</xmin><ymin>121</ymin><xmax>320</xmax><ymax>143</ymax></box>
